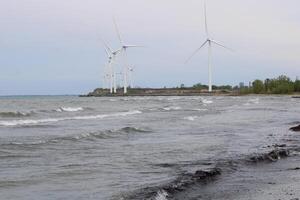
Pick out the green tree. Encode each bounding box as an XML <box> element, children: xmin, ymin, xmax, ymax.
<box><xmin>193</xmin><ymin>83</ymin><xmax>208</xmax><ymax>90</ymax></box>
<box><xmin>295</xmin><ymin>80</ymin><xmax>300</xmax><ymax>92</ymax></box>
<box><xmin>252</xmin><ymin>80</ymin><xmax>264</xmax><ymax>94</ymax></box>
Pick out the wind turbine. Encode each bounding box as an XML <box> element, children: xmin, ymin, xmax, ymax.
<box><xmin>186</xmin><ymin>0</ymin><xmax>232</xmax><ymax>92</ymax></box>
<box><xmin>128</xmin><ymin>66</ymin><xmax>134</xmax><ymax>88</ymax></box>
<box><xmin>102</xmin><ymin>39</ymin><xmax>122</xmax><ymax>93</ymax></box>
<box><xmin>113</xmin><ymin>18</ymin><xmax>142</xmax><ymax>94</ymax></box>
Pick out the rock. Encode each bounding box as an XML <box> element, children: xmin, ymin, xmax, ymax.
<box><xmin>290</xmin><ymin>125</ymin><xmax>300</xmax><ymax>132</ymax></box>
<box><xmin>193</xmin><ymin>168</ymin><xmax>221</xmax><ymax>180</ymax></box>
<box><xmin>249</xmin><ymin>149</ymin><xmax>290</xmax><ymax>162</ymax></box>
<box><xmin>274</xmin><ymin>144</ymin><xmax>287</xmax><ymax>148</ymax></box>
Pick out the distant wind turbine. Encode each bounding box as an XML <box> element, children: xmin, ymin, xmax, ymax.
<box><xmin>101</xmin><ymin>39</ymin><xmax>122</xmax><ymax>93</ymax></box>
<box><xmin>113</xmin><ymin>18</ymin><xmax>142</xmax><ymax>94</ymax></box>
<box><xmin>186</xmin><ymin>0</ymin><xmax>233</xmax><ymax>92</ymax></box>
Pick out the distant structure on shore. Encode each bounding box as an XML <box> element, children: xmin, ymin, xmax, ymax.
<box><xmin>185</xmin><ymin>0</ymin><xmax>233</xmax><ymax>92</ymax></box>
<box><xmin>102</xmin><ymin>19</ymin><xmax>141</xmax><ymax>95</ymax></box>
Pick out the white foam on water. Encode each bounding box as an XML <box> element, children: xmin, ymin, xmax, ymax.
<box><xmin>249</xmin><ymin>98</ymin><xmax>260</xmax><ymax>104</ymax></box>
<box><xmin>184</xmin><ymin>116</ymin><xmax>198</xmax><ymax>121</ymax></box>
<box><xmin>0</xmin><ymin>110</ymin><xmax>142</xmax><ymax>127</ymax></box>
<box><xmin>154</xmin><ymin>190</ymin><xmax>169</xmax><ymax>200</ymax></box>
<box><xmin>244</xmin><ymin>98</ymin><xmax>260</xmax><ymax>106</ymax></box>
<box><xmin>202</xmin><ymin>99</ymin><xmax>213</xmax><ymax>104</ymax></box>
<box><xmin>163</xmin><ymin>106</ymin><xmax>181</xmax><ymax>111</ymax></box>
<box><xmin>55</xmin><ymin>107</ymin><xmax>84</xmax><ymax>112</ymax></box>
<box><xmin>193</xmin><ymin>108</ymin><xmax>208</xmax><ymax>111</ymax></box>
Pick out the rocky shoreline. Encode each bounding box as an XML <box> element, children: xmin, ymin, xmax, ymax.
<box><xmin>116</xmin><ymin>123</ymin><xmax>300</xmax><ymax>200</ymax></box>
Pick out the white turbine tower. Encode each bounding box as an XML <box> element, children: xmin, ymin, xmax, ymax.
<box><xmin>102</xmin><ymin>39</ymin><xmax>122</xmax><ymax>94</ymax></box>
<box><xmin>113</xmin><ymin>18</ymin><xmax>141</xmax><ymax>94</ymax></box>
<box><xmin>128</xmin><ymin>66</ymin><xmax>134</xmax><ymax>88</ymax></box>
<box><xmin>103</xmin><ymin>46</ymin><xmax>113</xmax><ymax>93</ymax></box>
<box><xmin>186</xmin><ymin>0</ymin><xmax>232</xmax><ymax>92</ymax></box>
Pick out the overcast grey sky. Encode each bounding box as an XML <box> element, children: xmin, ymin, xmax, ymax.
<box><xmin>0</xmin><ymin>0</ymin><xmax>300</xmax><ymax>95</ymax></box>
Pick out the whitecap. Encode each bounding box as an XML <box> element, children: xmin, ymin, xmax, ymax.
<box><xmin>249</xmin><ymin>98</ymin><xmax>259</xmax><ymax>104</ymax></box>
<box><xmin>163</xmin><ymin>106</ymin><xmax>181</xmax><ymax>111</ymax></box>
<box><xmin>193</xmin><ymin>108</ymin><xmax>208</xmax><ymax>111</ymax></box>
<box><xmin>0</xmin><ymin>110</ymin><xmax>142</xmax><ymax>127</ymax></box>
<box><xmin>184</xmin><ymin>116</ymin><xmax>198</xmax><ymax>121</ymax></box>
<box><xmin>202</xmin><ymin>99</ymin><xmax>213</xmax><ymax>104</ymax></box>
<box><xmin>55</xmin><ymin>107</ymin><xmax>84</xmax><ymax>112</ymax></box>
<box><xmin>154</xmin><ymin>190</ymin><xmax>169</xmax><ymax>200</ymax></box>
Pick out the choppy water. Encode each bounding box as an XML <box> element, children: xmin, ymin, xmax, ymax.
<box><xmin>0</xmin><ymin>95</ymin><xmax>299</xmax><ymax>200</ymax></box>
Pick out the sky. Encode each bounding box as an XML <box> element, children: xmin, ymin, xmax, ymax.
<box><xmin>0</xmin><ymin>0</ymin><xmax>300</xmax><ymax>95</ymax></box>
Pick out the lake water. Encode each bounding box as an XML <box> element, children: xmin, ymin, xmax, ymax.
<box><xmin>0</xmin><ymin>95</ymin><xmax>299</xmax><ymax>199</ymax></box>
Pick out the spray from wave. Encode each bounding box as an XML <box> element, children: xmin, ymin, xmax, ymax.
<box><xmin>0</xmin><ymin>110</ymin><xmax>142</xmax><ymax>127</ymax></box>
<box><xmin>55</xmin><ymin>107</ymin><xmax>84</xmax><ymax>112</ymax></box>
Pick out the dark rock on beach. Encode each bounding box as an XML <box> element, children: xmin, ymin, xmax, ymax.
<box><xmin>249</xmin><ymin>149</ymin><xmax>290</xmax><ymax>162</ymax></box>
<box><xmin>290</xmin><ymin>125</ymin><xmax>300</xmax><ymax>132</ymax></box>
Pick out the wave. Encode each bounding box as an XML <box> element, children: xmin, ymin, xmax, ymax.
<box><xmin>193</xmin><ymin>108</ymin><xmax>208</xmax><ymax>111</ymax></box>
<box><xmin>0</xmin><ymin>111</ymin><xmax>33</xmax><ymax>118</ymax></box>
<box><xmin>154</xmin><ymin>190</ymin><xmax>169</xmax><ymax>200</ymax></box>
<box><xmin>121</xmin><ymin>145</ymin><xmax>299</xmax><ymax>200</ymax></box>
<box><xmin>120</xmin><ymin>167</ymin><xmax>222</xmax><ymax>200</ymax></box>
<box><xmin>184</xmin><ymin>116</ymin><xmax>198</xmax><ymax>121</ymax></box>
<box><xmin>202</xmin><ymin>99</ymin><xmax>213</xmax><ymax>104</ymax></box>
<box><xmin>0</xmin><ymin>110</ymin><xmax>142</xmax><ymax>127</ymax></box>
<box><xmin>0</xmin><ymin>126</ymin><xmax>151</xmax><ymax>148</ymax></box>
<box><xmin>120</xmin><ymin>127</ymin><xmax>152</xmax><ymax>133</ymax></box>
<box><xmin>244</xmin><ymin>98</ymin><xmax>260</xmax><ymax>106</ymax></box>
<box><xmin>55</xmin><ymin>107</ymin><xmax>84</xmax><ymax>112</ymax></box>
<box><xmin>162</xmin><ymin>106</ymin><xmax>181</xmax><ymax>111</ymax></box>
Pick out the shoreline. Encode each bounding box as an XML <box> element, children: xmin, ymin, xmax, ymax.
<box><xmin>120</xmin><ymin>124</ymin><xmax>300</xmax><ymax>200</ymax></box>
<box><xmin>80</xmin><ymin>87</ymin><xmax>300</xmax><ymax>97</ymax></box>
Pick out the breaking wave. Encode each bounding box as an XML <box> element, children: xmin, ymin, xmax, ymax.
<box><xmin>0</xmin><ymin>110</ymin><xmax>142</xmax><ymax>127</ymax></box>
<box><xmin>162</xmin><ymin>106</ymin><xmax>181</xmax><ymax>111</ymax></box>
<box><xmin>202</xmin><ymin>99</ymin><xmax>213</xmax><ymax>104</ymax></box>
<box><xmin>0</xmin><ymin>111</ymin><xmax>33</xmax><ymax>118</ymax></box>
<box><xmin>184</xmin><ymin>116</ymin><xmax>198</xmax><ymax>121</ymax></box>
<box><xmin>120</xmin><ymin>144</ymin><xmax>299</xmax><ymax>200</ymax></box>
<box><xmin>55</xmin><ymin>107</ymin><xmax>84</xmax><ymax>112</ymax></box>
<box><xmin>0</xmin><ymin>126</ymin><xmax>152</xmax><ymax>147</ymax></box>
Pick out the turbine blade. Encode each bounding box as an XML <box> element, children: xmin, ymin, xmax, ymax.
<box><xmin>114</xmin><ymin>48</ymin><xmax>123</xmax><ymax>55</ymax></box>
<box><xmin>113</xmin><ymin>17</ymin><xmax>124</xmax><ymax>45</ymax></box>
<box><xmin>211</xmin><ymin>40</ymin><xmax>234</xmax><ymax>52</ymax></box>
<box><xmin>100</xmin><ymin>38</ymin><xmax>113</xmax><ymax>55</ymax></box>
<box><xmin>204</xmin><ymin>0</ymin><xmax>209</xmax><ymax>37</ymax></box>
<box><xmin>104</xmin><ymin>48</ymin><xmax>110</xmax><ymax>57</ymax></box>
<box><xmin>185</xmin><ymin>40</ymin><xmax>208</xmax><ymax>63</ymax></box>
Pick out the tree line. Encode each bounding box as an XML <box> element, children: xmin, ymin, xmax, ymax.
<box><xmin>240</xmin><ymin>75</ymin><xmax>300</xmax><ymax>94</ymax></box>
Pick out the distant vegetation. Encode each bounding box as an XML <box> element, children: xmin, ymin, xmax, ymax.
<box><xmin>177</xmin><ymin>83</ymin><xmax>232</xmax><ymax>91</ymax></box>
<box><xmin>239</xmin><ymin>75</ymin><xmax>300</xmax><ymax>95</ymax></box>
<box><xmin>176</xmin><ymin>75</ymin><xmax>300</xmax><ymax>95</ymax></box>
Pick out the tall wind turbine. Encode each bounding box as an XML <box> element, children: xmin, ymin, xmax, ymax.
<box><xmin>113</xmin><ymin>18</ymin><xmax>142</xmax><ymax>94</ymax></box>
<box><xmin>102</xmin><ymin>39</ymin><xmax>122</xmax><ymax>93</ymax></box>
<box><xmin>186</xmin><ymin>0</ymin><xmax>232</xmax><ymax>92</ymax></box>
